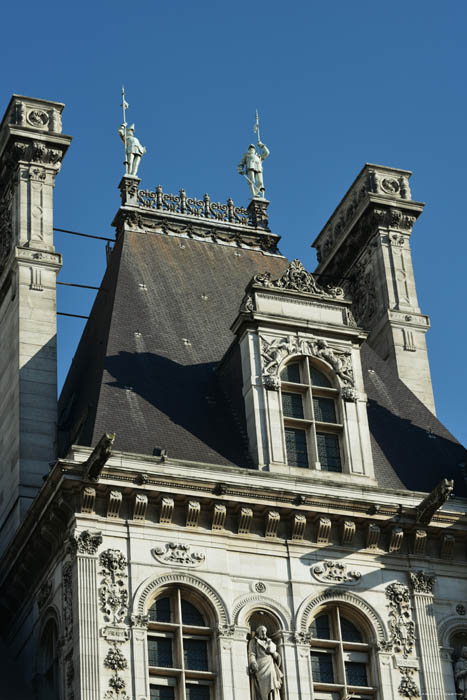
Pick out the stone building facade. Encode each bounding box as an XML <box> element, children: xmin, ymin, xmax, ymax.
<box><xmin>0</xmin><ymin>95</ymin><xmax>466</xmax><ymax>700</ymax></box>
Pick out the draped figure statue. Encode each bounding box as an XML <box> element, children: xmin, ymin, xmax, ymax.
<box><xmin>248</xmin><ymin>625</ymin><xmax>283</xmax><ymax>700</ymax></box>
<box><xmin>455</xmin><ymin>646</ymin><xmax>467</xmax><ymax>698</ymax></box>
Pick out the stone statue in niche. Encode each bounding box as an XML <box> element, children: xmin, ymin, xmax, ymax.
<box><xmin>248</xmin><ymin>625</ymin><xmax>283</xmax><ymax>700</ymax></box>
<box><xmin>455</xmin><ymin>647</ymin><xmax>467</xmax><ymax>698</ymax></box>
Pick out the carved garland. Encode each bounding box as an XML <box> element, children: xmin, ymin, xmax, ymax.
<box><xmin>296</xmin><ymin>589</ymin><xmax>389</xmax><ymax>647</ymax></box>
<box><xmin>260</xmin><ymin>334</ymin><xmax>357</xmax><ymax>400</ymax></box>
<box><xmin>134</xmin><ymin>572</ymin><xmax>229</xmax><ymax>626</ymax></box>
<box><xmin>232</xmin><ymin>593</ymin><xmax>292</xmax><ymax>629</ymax></box>
<box><xmin>311</xmin><ymin>560</ymin><xmax>361</xmax><ymax>585</ymax></box>
<box><xmin>384</xmin><ymin>582</ymin><xmax>415</xmax><ymax>658</ymax></box>
<box><xmin>152</xmin><ymin>542</ymin><xmax>205</xmax><ymax>567</ymax></box>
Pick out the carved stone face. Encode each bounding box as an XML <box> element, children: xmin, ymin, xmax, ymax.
<box><xmin>256</xmin><ymin>625</ymin><xmax>267</xmax><ymax>639</ymax></box>
<box><xmin>462</xmin><ymin>646</ymin><xmax>467</xmax><ymax>659</ymax></box>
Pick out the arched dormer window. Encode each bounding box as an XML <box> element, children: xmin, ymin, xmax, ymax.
<box><xmin>309</xmin><ymin>606</ymin><xmax>375</xmax><ymax>698</ymax></box>
<box><xmin>280</xmin><ymin>358</ymin><xmax>343</xmax><ymax>471</ymax></box>
<box><xmin>147</xmin><ymin>587</ymin><xmax>216</xmax><ymax>700</ymax></box>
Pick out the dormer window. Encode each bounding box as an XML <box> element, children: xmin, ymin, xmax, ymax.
<box><xmin>280</xmin><ymin>359</ymin><xmax>343</xmax><ymax>471</ymax></box>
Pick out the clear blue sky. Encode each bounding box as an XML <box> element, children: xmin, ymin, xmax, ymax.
<box><xmin>2</xmin><ymin>0</ymin><xmax>466</xmax><ymax>444</ymax></box>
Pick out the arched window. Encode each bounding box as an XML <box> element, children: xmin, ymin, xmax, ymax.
<box><xmin>280</xmin><ymin>359</ymin><xmax>343</xmax><ymax>471</ymax></box>
<box><xmin>147</xmin><ymin>587</ymin><xmax>215</xmax><ymax>700</ymax></box>
<box><xmin>37</xmin><ymin>619</ymin><xmax>60</xmax><ymax>700</ymax></box>
<box><xmin>309</xmin><ymin>606</ymin><xmax>375</xmax><ymax>698</ymax></box>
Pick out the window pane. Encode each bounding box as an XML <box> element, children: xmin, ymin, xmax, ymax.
<box><xmin>186</xmin><ymin>685</ymin><xmax>210</xmax><ymax>700</ymax></box>
<box><xmin>285</xmin><ymin>428</ymin><xmax>309</xmax><ymax>468</ymax></box>
<box><xmin>313</xmin><ymin>397</ymin><xmax>337</xmax><ymax>423</ymax></box>
<box><xmin>310</xmin><ymin>613</ymin><xmax>331</xmax><ymax>640</ymax></box>
<box><xmin>181</xmin><ymin>600</ymin><xmax>205</xmax><ymax>626</ymax></box>
<box><xmin>310</xmin><ymin>366</ymin><xmax>332</xmax><ymax>387</ymax></box>
<box><xmin>311</xmin><ymin>652</ymin><xmax>334</xmax><ymax>683</ymax></box>
<box><xmin>280</xmin><ymin>362</ymin><xmax>301</xmax><ymax>383</ymax></box>
<box><xmin>149</xmin><ymin>596</ymin><xmax>171</xmax><ymax>623</ymax></box>
<box><xmin>184</xmin><ymin>639</ymin><xmax>209</xmax><ymax>671</ymax></box>
<box><xmin>316</xmin><ymin>433</ymin><xmax>341</xmax><ymax>472</ymax></box>
<box><xmin>148</xmin><ymin>638</ymin><xmax>173</xmax><ymax>668</ymax></box>
<box><xmin>345</xmin><ymin>662</ymin><xmax>368</xmax><ymax>686</ymax></box>
<box><xmin>282</xmin><ymin>392</ymin><xmax>304</xmax><ymax>419</ymax></box>
<box><xmin>340</xmin><ymin>618</ymin><xmax>363</xmax><ymax>643</ymax></box>
<box><xmin>150</xmin><ymin>687</ymin><xmax>175</xmax><ymax>700</ymax></box>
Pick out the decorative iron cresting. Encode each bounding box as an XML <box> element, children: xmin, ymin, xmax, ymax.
<box><xmin>138</xmin><ymin>186</ymin><xmax>250</xmax><ymax>225</ymax></box>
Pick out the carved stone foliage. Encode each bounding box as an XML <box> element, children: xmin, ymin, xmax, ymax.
<box><xmin>385</xmin><ymin>582</ymin><xmax>415</xmax><ymax>658</ymax></box>
<box><xmin>37</xmin><ymin>579</ymin><xmax>53</xmax><ymax>609</ymax></box>
<box><xmin>0</xmin><ymin>184</ymin><xmax>13</xmax><ymax>274</ymax></box>
<box><xmin>348</xmin><ymin>259</ymin><xmax>377</xmax><ymax>327</ymax></box>
<box><xmin>260</xmin><ymin>334</ymin><xmax>356</xmax><ymax>399</ymax></box>
<box><xmin>70</xmin><ymin>529</ymin><xmax>102</xmax><ymax>555</ymax></box>
<box><xmin>254</xmin><ymin>258</ymin><xmax>344</xmax><ymax>298</ymax></box>
<box><xmin>62</xmin><ymin>562</ymin><xmax>73</xmax><ymax>644</ymax></box>
<box><xmin>99</xmin><ymin>549</ymin><xmax>128</xmax><ymax>625</ymax></box>
<box><xmin>398</xmin><ymin>666</ymin><xmax>420</xmax><ymax>697</ymax></box>
<box><xmin>409</xmin><ymin>570</ymin><xmax>435</xmax><ymax>595</ymax></box>
<box><xmin>103</xmin><ymin>644</ymin><xmax>130</xmax><ymax>700</ymax></box>
<box><xmin>312</xmin><ymin>561</ymin><xmax>361</xmax><ymax>585</ymax></box>
<box><xmin>152</xmin><ymin>542</ymin><xmax>205</xmax><ymax>567</ymax></box>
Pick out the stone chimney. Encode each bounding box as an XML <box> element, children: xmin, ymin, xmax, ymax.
<box><xmin>0</xmin><ymin>95</ymin><xmax>71</xmax><ymax>551</ymax></box>
<box><xmin>312</xmin><ymin>163</ymin><xmax>435</xmax><ymax>414</ymax></box>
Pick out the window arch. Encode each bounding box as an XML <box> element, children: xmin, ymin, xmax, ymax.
<box><xmin>37</xmin><ymin>618</ymin><xmax>60</xmax><ymax>700</ymax></box>
<box><xmin>309</xmin><ymin>605</ymin><xmax>376</xmax><ymax>698</ymax></box>
<box><xmin>146</xmin><ymin>587</ymin><xmax>216</xmax><ymax>700</ymax></box>
<box><xmin>280</xmin><ymin>358</ymin><xmax>343</xmax><ymax>471</ymax></box>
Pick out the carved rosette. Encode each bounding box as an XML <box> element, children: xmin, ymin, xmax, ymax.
<box><xmin>260</xmin><ymin>334</ymin><xmax>357</xmax><ymax>400</ymax></box>
<box><xmin>409</xmin><ymin>570</ymin><xmax>435</xmax><ymax>595</ymax></box>
<box><xmin>254</xmin><ymin>258</ymin><xmax>344</xmax><ymax>298</ymax></box>
<box><xmin>312</xmin><ymin>561</ymin><xmax>361</xmax><ymax>585</ymax></box>
<box><xmin>152</xmin><ymin>542</ymin><xmax>205</xmax><ymax>567</ymax></box>
<box><xmin>385</xmin><ymin>582</ymin><xmax>415</xmax><ymax>658</ymax></box>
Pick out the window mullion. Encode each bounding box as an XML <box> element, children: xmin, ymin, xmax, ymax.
<box><xmin>175</xmin><ymin>589</ymin><xmax>187</xmax><ymax>700</ymax></box>
<box><xmin>308</xmin><ymin>388</ymin><xmax>320</xmax><ymax>469</ymax></box>
<box><xmin>335</xmin><ymin>608</ymin><xmax>347</xmax><ymax>695</ymax></box>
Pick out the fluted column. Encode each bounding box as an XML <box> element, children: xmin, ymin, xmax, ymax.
<box><xmin>409</xmin><ymin>570</ymin><xmax>445</xmax><ymax>699</ymax></box>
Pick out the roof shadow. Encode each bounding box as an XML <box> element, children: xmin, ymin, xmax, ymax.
<box><xmin>102</xmin><ymin>350</ymin><xmax>251</xmax><ymax>467</ymax></box>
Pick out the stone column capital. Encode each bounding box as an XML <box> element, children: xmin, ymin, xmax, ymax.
<box><xmin>409</xmin><ymin>570</ymin><xmax>436</xmax><ymax>595</ymax></box>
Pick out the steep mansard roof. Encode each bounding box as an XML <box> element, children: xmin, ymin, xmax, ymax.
<box><xmin>58</xmin><ymin>229</ymin><xmax>467</xmax><ymax>496</ymax></box>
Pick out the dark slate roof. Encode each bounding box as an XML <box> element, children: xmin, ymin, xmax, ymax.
<box><xmin>58</xmin><ymin>228</ymin><xmax>467</xmax><ymax>494</ymax></box>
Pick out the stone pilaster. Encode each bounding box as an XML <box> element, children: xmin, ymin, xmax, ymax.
<box><xmin>0</xmin><ymin>95</ymin><xmax>72</xmax><ymax>551</ymax></box>
<box><xmin>409</xmin><ymin>570</ymin><xmax>445</xmax><ymax>699</ymax></box>
<box><xmin>72</xmin><ymin>529</ymin><xmax>102</xmax><ymax>700</ymax></box>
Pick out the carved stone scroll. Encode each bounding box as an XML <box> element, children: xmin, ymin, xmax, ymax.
<box><xmin>312</xmin><ymin>561</ymin><xmax>361</xmax><ymax>585</ymax></box>
<box><xmin>341</xmin><ymin>520</ymin><xmax>356</xmax><ymax>545</ymax></box>
<box><xmin>133</xmin><ymin>494</ymin><xmax>148</xmax><ymax>521</ymax></box>
<box><xmin>152</xmin><ymin>542</ymin><xmax>205</xmax><ymax>568</ymax></box>
<box><xmin>107</xmin><ymin>491</ymin><xmax>122</xmax><ymax>519</ymax></box>
<box><xmin>291</xmin><ymin>514</ymin><xmax>306</xmax><ymax>541</ymax></box>
<box><xmin>366</xmin><ymin>523</ymin><xmax>380</xmax><ymax>549</ymax></box>
<box><xmin>317</xmin><ymin>517</ymin><xmax>331</xmax><ymax>544</ymax></box>
<box><xmin>389</xmin><ymin>526</ymin><xmax>404</xmax><ymax>553</ymax></box>
<box><xmin>160</xmin><ymin>497</ymin><xmax>174</xmax><ymax>524</ymax></box>
<box><xmin>81</xmin><ymin>486</ymin><xmax>96</xmax><ymax>514</ymax></box>
<box><xmin>238</xmin><ymin>507</ymin><xmax>253</xmax><ymax>535</ymax></box>
<box><xmin>265</xmin><ymin>511</ymin><xmax>280</xmax><ymax>538</ymax></box>
<box><xmin>412</xmin><ymin>529</ymin><xmax>427</xmax><ymax>555</ymax></box>
<box><xmin>212</xmin><ymin>503</ymin><xmax>226</xmax><ymax>531</ymax></box>
<box><xmin>186</xmin><ymin>500</ymin><xmax>201</xmax><ymax>528</ymax></box>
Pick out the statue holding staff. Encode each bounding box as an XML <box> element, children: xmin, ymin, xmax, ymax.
<box><xmin>238</xmin><ymin>110</ymin><xmax>270</xmax><ymax>199</ymax></box>
<box><xmin>248</xmin><ymin>625</ymin><xmax>283</xmax><ymax>700</ymax></box>
<box><xmin>118</xmin><ymin>86</ymin><xmax>146</xmax><ymax>177</ymax></box>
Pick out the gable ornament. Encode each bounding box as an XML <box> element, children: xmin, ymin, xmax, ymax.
<box><xmin>260</xmin><ymin>334</ymin><xmax>357</xmax><ymax>400</ymax></box>
<box><xmin>254</xmin><ymin>258</ymin><xmax>344</xmax><ymax>298</ymax></box>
